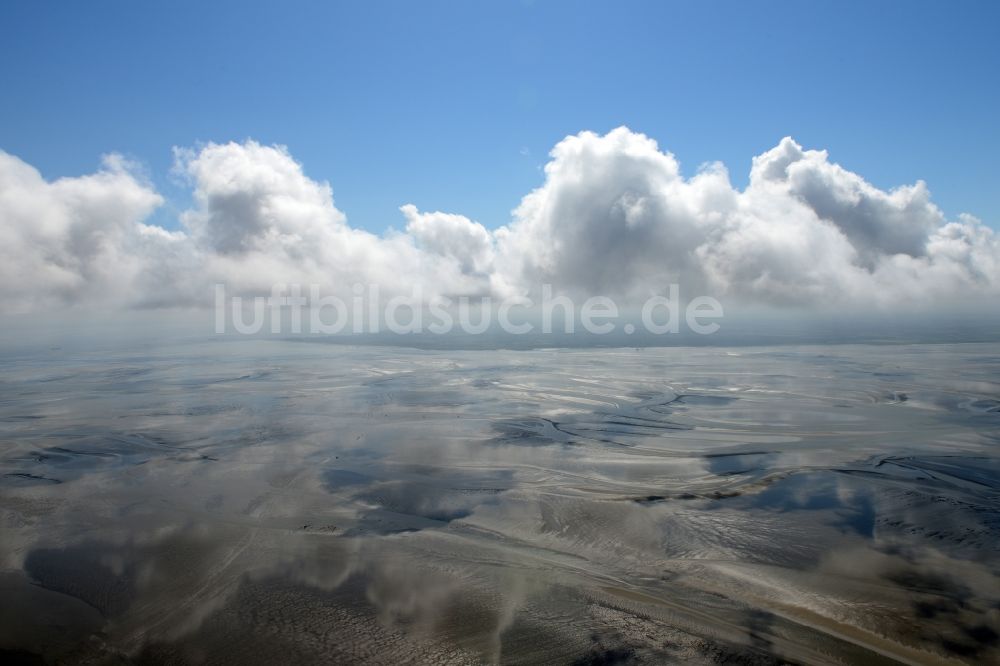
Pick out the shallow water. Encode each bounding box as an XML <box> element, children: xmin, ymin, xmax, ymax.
<box><xmin>2</xmin><ymin>340</ymin><xmax>1000</xmax><ymax>664</ymax></box>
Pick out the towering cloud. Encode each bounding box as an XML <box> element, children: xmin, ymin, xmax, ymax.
<box><xmin>123</xmin><ymin>141</ymin><xmax>491</xmax><ymax>309</ymax></box>
<box><xmin>1</xmin><ymin>128</ymin><xmax>997</xmax><ymax>313</ymax></box>
<box><xmin>750</xmin><ymin>137</ymin><xmax>942</xmax><ymax>263</ymax></box>
<box><xmin>496</xmin><ymin>128</ymin><xmax>721</xmax><ymax>299</ymax></box>
<box><xmin>0</xmin><ymin>152</ymin><xmax>162</xmax><ymax>310</ymax></box>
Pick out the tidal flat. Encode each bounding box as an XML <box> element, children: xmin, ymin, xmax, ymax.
<box><xmin>2</xmin><ymin>339</ymin><xmax>999</xmax><ymax>664</ymax></box>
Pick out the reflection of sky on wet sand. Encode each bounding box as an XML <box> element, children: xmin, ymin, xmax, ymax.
<box><xmin>1</xmin><ymin>340</ymin><xmax>1000</xmax><ymax>663</ymax></box>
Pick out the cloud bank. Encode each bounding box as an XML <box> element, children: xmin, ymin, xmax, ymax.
<box><xmin>1</xmin><ymin>127</ymin><xmax>997</xmax><ymax>313</ymax></box>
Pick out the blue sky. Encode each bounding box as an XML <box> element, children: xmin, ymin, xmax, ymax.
<box><xmin>2</xmin><ymin>0</ymin><xmax>998</xmax><ymax>232</ymax></box>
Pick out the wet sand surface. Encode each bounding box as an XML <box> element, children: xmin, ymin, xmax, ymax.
<box><xmin>2</xmin><ymin>340</ymin><xmax>999</xmax><ymax>664</ymax></box>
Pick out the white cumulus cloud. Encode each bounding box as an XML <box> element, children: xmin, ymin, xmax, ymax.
<box><xmin>0</xmin><ymin>129</ymin><xmax>997</xmax><ymax>314</ymax></box>
<box><xmin>0</xmin><ymin>151</ymin><xmax>162</xmax><ymax>311</ymax></box>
